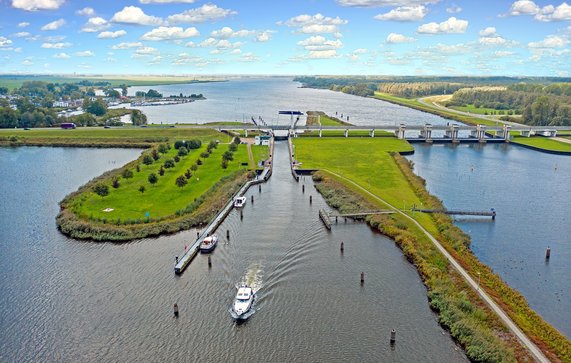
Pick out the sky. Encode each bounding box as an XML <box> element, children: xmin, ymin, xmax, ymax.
<box><xmin>0</xmin><ymin>0</ymin><xmax>570</xmax><ymax>76</ymax></box>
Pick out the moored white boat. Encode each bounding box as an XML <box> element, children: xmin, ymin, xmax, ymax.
<box><xmin>234</xmin><ymin>196</ymin><xmax>246</xmax><ymax>208</ymax></box>
<box><xmin>232</xmin><ymin>284</ymin><xmax>254</xmax><ymax>319</ymax></box>
<box><xmin>199</xmin><ymin>235</ymin><xmax>218</xmax><ymax>253</ymax></box>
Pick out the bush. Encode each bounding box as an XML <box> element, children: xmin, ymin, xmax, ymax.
<box><xmin>196</xmin><ymin>158</ymin><xmax>202</xmax><ymax>165</ymax></box>
<box><xmin>122</xmin><ymin>169</ymin><xmax>133</xmax><ymax>179</ymax></box>
<box><xmin>136</xmin><ymin>164</ymin><xmax>140</xmax><ymax>172</ymax></box>
<box><xmin>174</xmin><ymin>140</ymin><xmax>184</xmax><ymax>149</ymax></box>
<box><xmin>178</xmin><ymin>146</ymin><xmax>188</xmax><ymax>156</ymax></box>
<box><xmin>159</xmin><ymin>165</ymin><xmax>165</xmax><ymax>176</ymax></box>
<box><xmin>93</xmin><ymin>183</ymin><xmax>109</xmax><ymax>197</ymax></box>
<box><xmin>175</xmin><ymin>175</ymin><xmax>188</xmax><ymax>188</ymax></box>
<box><xmin>152</xmin><ymin>149</ymin><xmax>160</xmax><ymax>161</ymax></box>
<box><xmin>158</xmin><ymin>143</ymin><xmax>169</xmax><ymax>154</ymax></box>
<box><xmin>142</xmin><ymin>155</ymin><xmax>153</xmax><ymax>165</ymax></box>
<box><xmin>186</xmin><ymin>139</ymin><xmax>202</xmax><ymax>149</ymax></box>
<box><xmin>222</xmin><ymin>151</ymin><xmax>234</xmax><ymax>161</ymax></box>
<box><xmin>185</xmin><ymin>169</ymin><xmax>192</xmax><ymax>179</ymax></box>
<box><xmin>148</xmin><ymin>173</ymin><xmax>158</xmax><ymax>185</ymax></box>
<box><xmin>174</xmin><ymin>155</ymin><xmax>180</xmax><ymax>163</ymax></box>
<box><xmin>221</xmin><ymin>159</ymin><xmax>228</xmax><ymax>169</ymax></box>
<box><xmin>200</xmin><ymin>151</ymin><xmax>210</xmax><ymax>158</ymax></box>
<box><xmin>233</xmin><ymin>137</ymin><xmax>241</xmax><ymax>145</ymax></box>
<box><xmin>229</xmin><ymin>143</ymin><xmax>238</xmax><ymax>152</ymax></box>
<box><xmin>190</xmin><ymin>164</ymin><xmax>198</xmax><ymax>171</ymax></box>
<box><xmin>112</xmin><ymin>178</ymin><xmax>120</xmax><ymax>189</ymax></box>
<box><xmin>164</xmin><ymin>159</ymin><xmax>175</xmax><ymax>168</ymax></box>
<box><xmin>138</xmin><ymin>185</ymin><xmax>145</xmax><ymax>193</ymax></box>
<box><xmin>207</xmin><ymin>140</ymin><xmax>218</xmax><ymax>151</ymax></box>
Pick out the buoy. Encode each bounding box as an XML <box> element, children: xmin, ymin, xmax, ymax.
<box><xmin>302</xmin><ymin>185</ymin><xmax>305</xmax><ymax>193</ymax></box>
<box><xmin>240</xmin><ymin>210</ymin><xmax>243</xmax><ymax>220</ymax></box>
<box><xmin>174</xmin><ymin>303</ymin><xmax>179</xmax><ymax>317</ymax></box>
<box><xmin>360</xmin><ymin>272</ymin><xmax>365</xmax><ymax>284</ymax></box>
<box><xmin>546</xmin><ymin>247</ymin><xmax>551</xmax><ymax>259</ymax></box>
<box><xmin>226</xmin><ymin>229</ymin><xmax>230</xmax><ymax>239</ymax></box>
<box><xmin>208</xmin><ymin>256</ymin><xmax>212</xmax><ymax>267</ymax></box>
<box><xmin>309</xmin><ymin>195</ymin><xmax>312</xmax><ymax>204</ymax></box>
<box><xmin>340</xmin><ymin>242</ymin><xmax>344</xmax><ymax>252</ymax></box>
<box><xmin>251</xmin><ymin>195</ymin><xmax>254</xmax><ymax>203</ymax></box>
<box><xmin>390</xmin><ymin>329</ymin><xmax>396</xmax><ymax>344</ymax></box>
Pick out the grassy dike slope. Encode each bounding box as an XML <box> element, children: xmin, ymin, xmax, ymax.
<box><xmin>293</xmin><ymin>137</ymin><xmax>569</xmax><ymax>362</ymax></box>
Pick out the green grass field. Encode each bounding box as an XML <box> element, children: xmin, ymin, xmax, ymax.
<box><xmin>450</xmin><ymin>104</ymin><xmax>516</xmax><ymax>116</ymax></box>
<box><xmin>292</xmin><ymin>138</ymin><xmax>439</xmax><ymax>233</ymax></box>
<box><xmin>511</xmin><ymin>136</ymin><xmax>571</xmax><ymax>152</ymax></box>
<box><xmin>70</xmin><ymin>143</ymin><xmax>252</xmax><ymax>221</ymax></box>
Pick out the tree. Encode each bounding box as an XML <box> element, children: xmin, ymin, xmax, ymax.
<box><xmin>229</xmin><ymin>143</ymin><xmax>238</xmax><ymax>152</ymax></box>
<box><xmin>185</xmin><ymin>169</ymin><xmax>192</xmax><ymax>179</ymax></box>
<box><xmin>152</xmin><ymin>149</ymin><xmax>160</xmax><ymax>161</ymax></box>
<box><xmin>158</xmin><ymin>143</ymin><xmax>169</xmax><ymax>154</ymax></box>
<box><xmin>233</xmin><ymin>137</ymin><xmax>241</xmax><ymax>145</ymax></box>
<box><xmin>159</xmin><ymin>165</ymin><xmax>165</xmax><ymax>176</ymax></box>
<box><xmin>136</xmin><ymin>164</ymin><xmax>141</xmax><ymax>172</ymax></box>
<box><xmin>146</xmin><ymin>89</ymin><xmax>162</xmax><ymax>98</ymax></box>
<box><xmin>148</xmin><ymin>173</ymin><xmax>158</xmax><ymax>185</ymax></box>
<box><xmin>186</xmin><ymin>139</ymin><xmax>202</xmax><ymax>149</ymax></box>
<box><xmin>131</xmin><ymin>109</ymin><xmax>147</xmax><ymax>126</ymax></box>
<box><xmin>200</xmin><ymin>151</ymin><xmax>210</xmax><ymax>158</ymax></box>
<box><xmin>164</xmin><ymin>159</ymin><xmax>175</xmax><ymax>168</ymax></box>
<box><xmin>222</xmin><ymin>151</ymin><xmax>234</xmax><ymax>161</ymax></box>
<box><xmin>138</xmin><ymin>185</ymin><xmax>146</xmax><ymax>194</ymax></box>
<box><xmin>190</xmin><ymin>164</ymin><xmax>198</xmax><ymax>171</ymax></box>
<box><xmin>178</xmin><ymin>146</ymin><xmax>188</xmax><ymax>156</ymax></box>
<box><xmin>122</xmin><ymin>169</ymin><xmax>133</xmax><ymax>179</ymax></box>
<box><xmin>207</xmin><ymin>140</ymin><xmax>218</xmax><ymax>151</ymax></box>
<box><xmin>112</xmin><ymin>178</ymin><xmax>120</xmax><ymax>189</ymax></box>
<box><xmin>221</xmin><ymin>159</ymin><xmax>229</xmax><ymax>169</ymax></box>
<box><xmin>196</xmin><ymin>158</ymin><xmax>202</xmax><ymax>165</ymax></box>
<box><xmin>93</xmin><ymin>183</ymin><xmax>109</xmax><ymax>197</ymax></box>
<box><xmin>120</xmin><ymin>85</ymin><xmax>128</xmax><ymax>97</ymax></box>
<box><xmin>0</xmin><ymin>107</ymin><xmax>18</xmax><ymax>128</ymax></box>
<box><xmin>175</xmin><ymin>175</ymin><xmax>188</xmax><ymax>188</ymax></box>
<box><xmin>174</xmin><ymin>155</ymin><xmax>180</xmax><ymax>163</ymax></box>
<box><xmin>86</xmin><ymin>98</ymin><xmax>107</xmax><ymax>116</ymax></box>
<box><xmin>142</xmin><ymin>155</ymin><xmax>153</xmax><ymax>165</ymax></box>
<box><xmin>174</xmin><ymin>140</ymin><xmax>184</xmax><ymax>149</ymax></box>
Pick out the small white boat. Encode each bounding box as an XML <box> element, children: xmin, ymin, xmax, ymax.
<box><xmin>199</xmin><ymin>235</ymin><xmax>218</xmax><ymax>253</ymax></box>
<box><xmin>232</xmin><ymin>284</ymin><xmax>254</xmax><ymax>319</ymax></box>
<box><xmin>234</xmin><ymin>196</ymin><xmax>246</xmax><ymax>208</ymax></box>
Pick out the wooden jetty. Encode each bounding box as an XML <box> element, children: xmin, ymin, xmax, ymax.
<box><xmin>319</xmin><ymin>209</ymin><xmax>395</xmax><ymax>229</ymax></box>
<box><xmin>411</xmin><ymin>207</ymin><xmax>496</xmax><ymax>219</ymax></box>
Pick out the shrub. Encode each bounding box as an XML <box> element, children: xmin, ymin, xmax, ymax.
<box><xmin>158</xmin><ymin>143</ymin><xmax>169</xmax><ymax>154</ymax></box>
<box><xmin>233</xmin><ymin>137</ymin><xmax>241</xmax><ymax>145</ymax></box>
<box><xmin>164</xmin><ymin>159</ymin><xmax>175</xmax><ymax>168</ymax></box>
<box><xmin>207</xmin><ymin>140</ymin><xmax>218</xmax><ymax>151</ymax></box>
<box><xmin>159</xmin><ymin>165</ymin><xmax>165</xmax><ymax>176</ymax></box>
<box><xmin>222</xmin><ymin>151</ymin><xmax>234</xmax><ymax>161</ymax></box>
<box><xmin>138</xmin><ymin>185</ymin><xmax>146</xmax><ymax>193</ymax></box>
<box><xmin>93</xmin><ymin>183</ymin><xmax>109</xmax><ymax>197</ymax></box>
<box><xmin>186</xmin><ymin>139</ymin><xmax>202</xmax><ymax>149</ymax></box>
<box><xmin>174</xmin><ymin>155</ymin><xmax>180</xmax><ymax>163</ymax></box>
<box><xmin>178</xmin><ymin>146</ymin><xmax>188</xmax><ymax>156</ymax></box>
<box><xmin>190</xmin><ymin>164</ymin><xmax>198</xmax><ymax>171</ymax></box>
<box><xmin>229</xmin><ymin>143</ymin><xmax>238</xmax><ymax>152</ymax></box>
<box><xmin>175</xmin><ymin>175</ymin><xmax>188</xmax><ymax>188</ymax></box>
<box><xmin>142</xmin><ymin>155</ymin><xmax>153</xmax><ymax>165</ymax></box>
<box><xmin>148</xmin><ymin>173</ymin><xmax>158</xmax><ymax>185</ymax></box>
<box><xmin>122</xmin><ymin>169</ymin><xmax>133</xmax><ymax>179</ymax></box>
<box><xmin>185</xmin><ymin>169</ymin><xmax>192</xmax><ymax>179</ymax></box>
<box><xmin>196</xmin><ymin>158</ymin><xmax>202</xmax><ymax>165</ymax></box>
<box><xmin>136</xmin><ymin>164</ymin><xmax>140</xmax><ymax>172</ymax></box>
<box><xmin>112</xmin><ymin>178</ymin><xmax>120</xmax><ymax>189</ymax></box>
<box><xmin>200</xmin><ymin>151</ymin><xmax>210</xmax><ymax>158</ymax></box>
<box><xmin>221</xmin><ymin>159</ymin><xmax>229</xmax><ymax>169</ymax></box>
<box><xmin>174</xmin><ymin>140</ymin><xmax>184</xmax><ymax>149</ymax></box>
<box><xmin>151</xmin><ymin>149</ymin><xmax>160</xmax><ymax>161</ymax></box>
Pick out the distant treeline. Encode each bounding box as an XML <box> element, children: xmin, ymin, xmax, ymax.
<box><xmin>448</xmin><ymin>88</ymin><xmax>571</xmax><ymax>126</ymax></box>
<box><xmin>377</xmin><ymin>82</ymin><xmax>466</xmax><ymax>98</ymax></box>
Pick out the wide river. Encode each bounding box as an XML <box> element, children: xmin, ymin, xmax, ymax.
<box><xmin>0</xmin><ymin>144</ymin><xmax>466</xmax><ymax>362</ymax></box>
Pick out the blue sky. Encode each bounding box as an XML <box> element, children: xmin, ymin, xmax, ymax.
<box><xmin>0</xmin><ymin>0</ymin><xmax>570</xmax><ymax>76</ymax></box>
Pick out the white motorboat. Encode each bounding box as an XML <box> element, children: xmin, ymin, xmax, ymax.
<box><xmin>232</xmin><ymin>284</ymin><xmax>254</xmax><ymax>319</ymax></box>
<box><xmin>199</xmin><ymin>235</ymin><xmax>218</xmax><ymax>253</ymax></box>
<box><xmin>234</xmin><ymin>196</ymin><xmax>246</xmax><ymax>208</ymax></box>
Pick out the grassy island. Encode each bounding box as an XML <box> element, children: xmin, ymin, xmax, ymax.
<box><xmin>293</xmin><ymin>137</ymin><xmax>570</xmax><ymax>362</ymax></box>
<box><xmin>41</xmin><ymin>128</ymin><xmax>268</xmax><ymax>241</ymax></box>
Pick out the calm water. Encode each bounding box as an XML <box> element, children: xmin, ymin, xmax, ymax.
<box><xmin>0</xmin><ymin>144</ymin><xmax>466</xmax><ymax>362</ymax></box>
<box><xmin>408</xmin><ymin>143</ymin><xmax>571</xmax><ymax>338</ymax></box>
<box><xmin>126</xmin><ymin>77</ymin><xmax>449</xmax><ymax>126</ymax></box>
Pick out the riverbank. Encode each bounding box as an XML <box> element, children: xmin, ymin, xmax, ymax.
<box><xmin>293</xmin><ymin>137</ymin><xmax>570</xmax><ymax>362</ymax></box>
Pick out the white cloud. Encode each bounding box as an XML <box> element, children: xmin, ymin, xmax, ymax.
<box><xmin>11</xmin><ymin>0</ymin><xmax>64</xmax><ymax>11</ymax></box>
<box><xmin>41</xmin><ymin>19</ymin><xmax>65</xmax><ymax>31</ymax></box>
<box><xmin>354</xmin><ymin>48</ymin><xmax>368</xmax><ymax>54</ymax></box>
<box><xmin>479</xmin><ymin>27</ymin><xmax>496</xmax><ymax>37</ymax></box>
<box><xmin>185</xmin><ymin>41</ymin><xmax>195</xmax><ymax>47</ymax></box>
<box><xmin>417</xmin><ymin>17</ymin><xmax>468</xmax><ymax>34</ymax></box>
<box><xmin>479</xmin><ymin>36</ymin><xmax>509</xmax><ymax>45</ymax></box>
<box><xmin>308</xmin><ymin>50</ymin><xmax>338</xmax><ymax>58</ymax></box>
<box><xmin>375</xmin><ymin>5</ymin><xmax>427</xmax><ymax>21</ymax></box>
<box><xmin>41</xmin><ymin>42</ymin><xmax>71</xmax><ymax>49</ymax></box>
<box><xmin>210</xmin><ymin>27</ymin><xmax>255</xmax><ymax>39</ymax></box>
<box><xmin>13</xmin><ymin>32</ymin><xmax>31</xmax><ymax>38</ymax></box>
<box><xmin>230</xmin><ymin>49</ymin><xmax>241</xmax><ymax>55</ymax></box>
<box><xmin>238</xmin><ymin>52</ymin><xmax>259</xmax><ymax>62</ymax></box>
<box><xmin>23</xmin><ymin>59</ymin><xmax>33</xmax><ymax>66</ymax></box>
<box><xmin>337</xmin><ymin>0</ymin><xmax>438</xmax><ymax>6</ymax></box>
<box><xmin>77</xmin><ymin>7</ymin><xmax>95</xmax><ymax>16</ymax></box>
<box><xmin>112</xmin><ymin>42</ymin><xmax>143</xmax><ymax>49</ymax></box>
<box><xmin>386</xmin><ymin>32</ymin><xmax>416</xmax><ymax>43</ymax></box>
<box><xmin>298</xmin><ymin>35</ymin><xmax>343</xmax><ymax>50</ymax></box>
<box><xmin>141</xmin><ymin>26</ymin><xmax>199</xmax><ymax>40</ymax></box>
<box><xmin>281</xmin><ymin>13</ymin><xmax>348</xmax><ymax>34</ymax></box>
<box><xmin>446</xmin><ymin>5</ymin><xmax>462</xmax><ymax>13</ymax></box>
<box><xmin>0</xmin><ymin>37</ymin><xmax>13</xmax><ymax>48</ymax></box>
<box><xmin>141</xmin><ymin>0</ymin><xmax>196</xmax><ymax>2</ymax></box>
<box><xmin>135</xmin><ymin>46</ymin><xmax>159</xmax><ymax>55</ymax></box>
<box><xmin>111</xmin><ymin>6</ymin><xmax>163</xmax><ymax>26</ymax></box>
<box><xmin>494</xmin><ymin>51</ymin><xmax>515</xmax><ymax>57</ymax></box>
<box><xmin>81</xmin><ymin>17</ymin><xmax>110</xmax><ymax>33</ymax></box>
<box><xmin>18</xmin><ymin>22</ymin><xmax>30</xmax><ymax>28</ymax></box>
<box><xmin>98</xmin><ymin>30</ymin><xmax>127</xmax><ymax>39</ymax></box>
<box><xmin>256</xmin><ymin>31</ymin><xmax>274</xmax><ymax>42</ymax></box>
<box><xmin>198</xmin><ymin>37</ymin><xmax>242</xmax><ymax>49</ymax></box>
<box><xmin>53</xmin><ymin>52</ymin><xmax>70</xmax><ymax>59</ymax></box>
<box><xmin>75</xmin><ymin>50</ymin><xmax>94</xmax><ymax>57</ymax></box>
<box><xmin>528</xmin><ymin>35</ymin><xmax>569</xmax><ymax>48</ymax></box>
<box><xmin>507</xmin><ymin>1</ymin><xmax>571</xmax><ymax>21</ymax></box>
<box><xmin>167</xmin><ymin>4</ymin><xmax>237</xmax><ymax>24</ymax></box>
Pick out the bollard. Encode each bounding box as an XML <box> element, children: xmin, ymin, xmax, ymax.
<box><xmin>546</xmin><ymin>247</ymin><xmax>551</xmax><ymax>259</ymax></box>
<box><xmin>240</xmin><ymin>211</ymin><xmax>243</xmax><ymax>220</ymax></box>
<box><xmin>390</xmin><ymin>329</ymin><xmax>396</xmax><ymax>344</ymax></box>
<box><xmin>251</xmin><ymin>195</ymin><xmax>254</xmax><ymax>204</ymax></box>
<box><xmin>175</xmin><ymin>256</ymin><xmax>179</xmax><ymax>264</ymax></box>
<box><xmin>174</xmin><ymin>303</ymin><xmax>179</xmax><ymax>317</ymax></box>
<box><xmin>360</xmin><ymin>272</ymin><xmax>365</xmax><ymax>284</ymax></box>
<box><xmin>197</xmin><ymin>231</ymin><xmax>200</xmax><ymax>238</ymax></box>
<box><xmin>226</xmin><ymin>229</ymin><xmax>230</xmax><ymax>239</ymax></box>
<box><xmin>259</xmin><ymin>185</ymin><xmax>261</xmax><ymax>192</ymax></box>
<box><xmin>309</xmin><ymin>195</ymin><xmax>312</xmax><ymax>204</ymax></box>
<box><xmin>340</xmin><ymin>242</ymin><xmax>344</xmax><ymax>253</ymax></box>
<box><xmin>208</xmin><ymin>256</ymin><xmax>212</xmax><ymax>268</ymax></box>
<box><xmin>302</xmin><ymin>185</ymin><xmax>305</xmax><ymax>193</ymax></box>
<box><xmin>335</xmin><ymin>216</ymin><xmax>338</xmax><ymax>224</ymax></box>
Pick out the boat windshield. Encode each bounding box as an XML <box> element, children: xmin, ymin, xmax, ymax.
<box><xmin>237</xmin><ymin>298</ymin><xmax>249</xmax><ymax>303</ymax></box>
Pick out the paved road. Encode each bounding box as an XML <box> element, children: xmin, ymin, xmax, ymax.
<box><xmin>323</xmin><ymin>169</ymin><xmax>551</xmax><ymax>363</ymax></box>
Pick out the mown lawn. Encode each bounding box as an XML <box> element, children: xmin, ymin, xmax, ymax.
<box><xmin>450</xmin><ymin>104</ymin><xmax>516</xmax><ymax>116</ymax></box>
<box><xmin>292</xmin><ymin>138</ymin><xmax>439</xmax><ymax>235</ymax></box>
<box><xmin>70</xmin><ymin>142</ymin><xmax>250</xmax><ymax>221</ymax></box>
<box><xmin>511</xmin><ymin>136</ymin><xmax>571</xmax><ymax>152</ymax></box>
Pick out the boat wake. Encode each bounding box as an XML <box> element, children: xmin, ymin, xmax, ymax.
<box><xmin>229</xmin><ymin>263</ymin><xmax>263</xmax><ymax>321</ymax></box>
